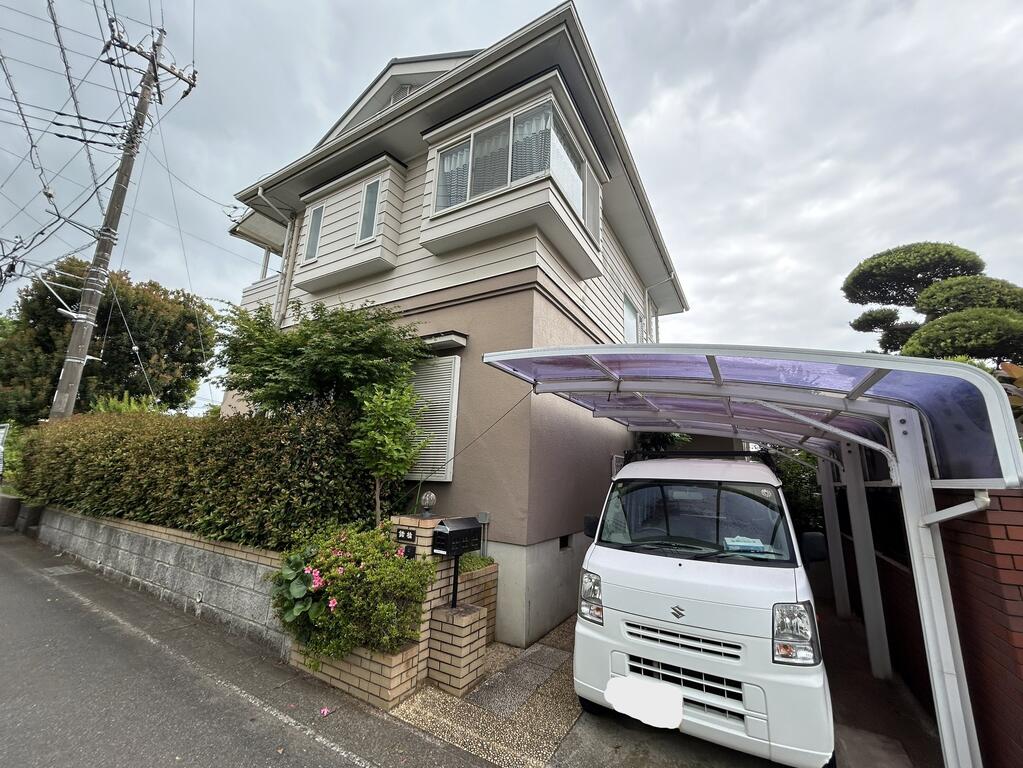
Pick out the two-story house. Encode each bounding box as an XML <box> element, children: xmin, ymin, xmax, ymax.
<box><xmin>226</xmin><ymin>2</ymin><xmax>688</xmax><ymax>646</ymax></box>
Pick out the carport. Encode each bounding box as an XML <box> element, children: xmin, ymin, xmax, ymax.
<box><xmin>483</xmin><ymin>343</ymin><xmax>1023</xmax><ymax>768</ymax></box>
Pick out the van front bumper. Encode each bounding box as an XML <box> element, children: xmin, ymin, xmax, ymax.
<box><xmin>574</xmin><ymin>609</ymin><xmax>834</xmax><ymax>768</ymax></box>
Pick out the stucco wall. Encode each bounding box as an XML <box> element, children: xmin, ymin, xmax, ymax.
<box><xmin>37</xmin><ymin>509</ymin><xmax>288</xmax><ymax>656</ymax></box>
<box><xmin>398</xmin><ymin>285</ymin><xmax>535</xmax><ymax>546</ymax></box>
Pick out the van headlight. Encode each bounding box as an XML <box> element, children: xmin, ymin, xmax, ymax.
<box><xmin>579</xmin><ymin>570</ymin><xmax>603</xmax><ymax>625</ymax></box>
<box><xmin>772</xmin><ymin>602</ymin><xmax>821</xmax><ymax>665</ymax></box>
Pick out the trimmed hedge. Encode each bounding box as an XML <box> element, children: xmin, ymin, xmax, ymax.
<box><xmin>18</xmin><ymin>404</ymin><xmax>397</xmax><ymax>550</ymax></box>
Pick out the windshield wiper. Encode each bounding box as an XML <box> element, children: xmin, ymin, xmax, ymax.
<box><xmin>617</xmin><ymin>540</ymin><xmax>710</xmax><ymax>552</ymax></box>
<box><xmin>691</xmin><ymin>549</ymin><xmax>780</xmax><ymax>561</ymax></box>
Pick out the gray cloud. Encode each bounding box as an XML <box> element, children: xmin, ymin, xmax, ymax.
<box><xmin>2</xmin><ymin>0</ymin><xmax>1021</xmax><ymax>408</ymax></box>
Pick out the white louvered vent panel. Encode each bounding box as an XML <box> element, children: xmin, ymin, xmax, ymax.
<box><xmin>406</xmin><ymin>355</ymin><xmax>461</xmax><ymax>482</ymax></box>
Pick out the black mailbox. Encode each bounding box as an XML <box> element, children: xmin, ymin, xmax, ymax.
<box><xmin>431</xmin><ymin>517</ymin><xmax>484</xmax><ymax>607</ymax></box>
<box><xmin>431</xmin><ymin>517</ymin><xmax>483</xmax><ymax>558</ymax></box>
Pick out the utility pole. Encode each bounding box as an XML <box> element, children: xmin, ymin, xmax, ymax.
<box><xmin>49</xmin><ymin>27</ymin><xmax>193</xmax><ymax>420</ymax></box>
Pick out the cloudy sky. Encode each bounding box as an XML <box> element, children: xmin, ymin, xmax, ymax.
<box><xmin>1</xmin><ymin>0</ymin><xmax>1021</xmax><ymax>406</ymax></box>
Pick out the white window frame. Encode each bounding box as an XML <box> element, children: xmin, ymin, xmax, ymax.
<box><xmin>303</xmin><ymin>204</ymin><xmax>325</xmax><ymax>263</ymax></box>
<box><xmin>406</xmin><ymin>355</ymin><xmax>461</xmax><ymax>483</ymax></box>
<box><xmin>429</xmin><ymin>95</ymin><xmax>600</xmax><ymax>246</ymax></box>
<box><xmin>355</xmin><ymin>175</ymin><xmax>383</xmax><ymax>246</ymax></box>
<box><xmin>623</xmin><ymin>296</ymin><xmax>640</xmax><ymax>344</ymax></box>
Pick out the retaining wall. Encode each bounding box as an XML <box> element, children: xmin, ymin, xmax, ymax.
<box><xmin>38</xmin><ymin>508</ymin><xmax>288</xmax><ymax>656</ymax></box>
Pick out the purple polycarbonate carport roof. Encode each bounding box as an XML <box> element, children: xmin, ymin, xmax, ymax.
<box><xmin>483</xmin><ymin>344</ymin><xmax>1023</xmax><ymax>487</ymax></box>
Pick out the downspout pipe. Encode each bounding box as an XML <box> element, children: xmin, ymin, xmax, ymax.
<box><xmin>642</xmin><ymin>272</ymin><xmax>675</xmax><ymax>342</ymax></box>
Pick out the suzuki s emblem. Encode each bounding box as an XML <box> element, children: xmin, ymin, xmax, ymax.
<box><xmin>670</xmin><ymin>605</ymin><xmax>686</xmax><ymax>620</ymax></box>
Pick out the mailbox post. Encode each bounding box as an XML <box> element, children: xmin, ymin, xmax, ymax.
<box><xmin>431</xmin><ymin>517</ymin><xmax>483</xmax><ymax>608</ymax></box>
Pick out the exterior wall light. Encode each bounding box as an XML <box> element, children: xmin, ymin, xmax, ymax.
<box><xmin>420</xmin><ymin>490</ymin><xmax>437</xmax><ymax>518</ymax></box>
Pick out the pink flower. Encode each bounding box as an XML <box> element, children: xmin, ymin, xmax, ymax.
<box><xmin>328</xmin><ymin>598</ymin><xmax>338</xmax><ymax>612</ymax></box>
<box><xmin>303</xmin><ymin>566</ymin><xmax>312</xmax><ymax>574</ymax></box>
<box><xmin>336</xmin><ymin>566</ymin><xmax>345</xmax><ymax>575</ymax></box>
<box><xmin>310</xmin><ymin>569</ymin><xmax>325</xmax><ymax>591</ymax></box>
<box><xmin>331</xmin><ymin>549</ymin><xmax>343</xmax><ymax>557</ymax></box>
<box><xmin>396</xmin><ymin>546</ymin><xmax>406</xmax><ymax>558</ymax></box>
<box><xmin>319</xmin><ymin>706</ymin><xmax>333</xmax><ymax>717</ymax></box>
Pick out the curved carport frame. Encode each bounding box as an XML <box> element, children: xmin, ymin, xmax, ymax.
<box><xmin>483</xmin><ymin>343</ymin><xmax>1023</xmax><ymax>768</ymax></box>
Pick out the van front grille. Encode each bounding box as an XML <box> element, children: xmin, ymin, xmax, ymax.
<box><xmin>628</xmin><ymin>655</ymin><xmax>744</xmax><ymax>703</ymax></box>
<box><xmin>624</xmin><ymin>621</ymin><xmax>742</xmax><ymax>660</ymax></box>
<box><xmin>684</xmin><ymin>699</ymin><xmax>746</xmax><ymax>725</ymax></box>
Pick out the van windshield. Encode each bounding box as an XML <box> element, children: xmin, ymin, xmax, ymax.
<box><xmin>597</xmin><ymin>479</ymin><xmax>795</xmax><ymax>566</ymax></box>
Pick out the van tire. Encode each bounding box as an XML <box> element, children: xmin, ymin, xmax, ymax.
<box><xmin>578</xmin><ymin>695</ymin><xmax>609</xmax><ymax>716</ymax></box>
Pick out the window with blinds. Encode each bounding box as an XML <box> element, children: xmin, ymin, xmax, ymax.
<box><xmin>436</xmin><ymin>141</ymin><xmax>470</xmax><ymax>210</ymax></box>
<box><xmin>358</xmin><ymin>179</ymin><xmax>380</xmax><ymax>242</ymax></box>
<box><xmin>470</xmin><ymin>121</ymin><xmax>510</xmax><ymax>197</ymax></box>
<box><xmin>433</xmin><ymin>97</ymin><xmax>601</xmax><ymax>239</ymax></box>
<box><xmin>406</xmin><ymin>355</ymin><xmax>461</xmax><ymax>482</ymax></box>
<box><xmin>303</xmin><ymin>205</ymin><xmax>324</xmax><ymax>262</ymax></box>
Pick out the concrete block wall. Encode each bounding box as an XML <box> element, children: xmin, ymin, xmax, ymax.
<box><xmin>940</xmin><ymin>489</ymin><xmax>1023</xmax><ymax>768</ymax></box>
<box><xmin>38</xmin><ymin>508</ymin><xmax>288</xmax><ymax>657</ymax></box>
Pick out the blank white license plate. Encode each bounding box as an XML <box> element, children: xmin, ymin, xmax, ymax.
<box><xmin>604</xmin><ymin>675</ymin><xmax>684</xmax><ymax>729</ymax></box>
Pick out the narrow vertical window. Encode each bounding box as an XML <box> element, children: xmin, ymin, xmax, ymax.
<box><xmin>583</xmin><ymin>165</ymin><xmax>600</xmax><ymax>239</ymax></box>
<box><xmin>550</xmin><ymin>114</ymin><xmax>584</xmax><ymax>215</ymax></box>
<box><xmin>436</xmin><ymin>140</ymin><xmax>470</xmax><ymax>210</ymax></box>
<box><xmin>624</xmin><ymin>297</ymin><xmax>639</xmax><ymax>343</ymax></box>
<box><xmin>303</xmin><ymin>205</ymin><xmax>323</xmax><ymax>262</ymax></box>
<box><xmin>511</xmin><ymin>103</ymin><xmax>552</xmax><ymax>181</ymax></box>
<box><xmin>359</xmin><ymin>179</ymin><xmax>380</xmax><ymax>242</ymax></box>
<box><xmin>469</xmin><ymin>120</ymin><xmax>510</xmax><ymax>198</ymax></box>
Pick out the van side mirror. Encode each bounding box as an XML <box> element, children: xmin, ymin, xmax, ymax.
<box><xmin>583</xmin><ymin>515</ymin><xmax>599</xmax><ymax>539</ymax></box>
<box><xmin>800</xmin><ymin>531</ymin><xmax>827</xmax><ymax>563</ymax></box>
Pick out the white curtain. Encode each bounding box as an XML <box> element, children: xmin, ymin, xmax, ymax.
<box><xmin>470</xmin><ymin>121</ymin><xmax>510</xmax><ymax>198</ymax></box>
<box><xmin>512</xmin><ymin>103</ymin><xmax>552</xmax><ymax>182</ymax></box>
<box><xmin>436</xmin><ymin>141</ymin><xmax>470</xmax><ymax>210</ymax></box>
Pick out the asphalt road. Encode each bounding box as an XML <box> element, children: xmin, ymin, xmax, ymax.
<box><xmin>0</xmin><ymin>531</ymin><xmax>488</xmax><ymax>768</ymax></box>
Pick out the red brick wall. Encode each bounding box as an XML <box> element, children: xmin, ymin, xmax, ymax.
<box><xmin>940</xmin><ymin>489</ymin><xmax>1023</xmax><ymax>768</ymax></box>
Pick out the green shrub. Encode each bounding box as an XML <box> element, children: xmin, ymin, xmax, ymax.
<box><xmin>458</xmin><ymin>553</ymin><xmax>494</xmax><ymax>573</ymax></box>
<box><xmin>17</xmin><ymin>403</ymin><xmax>398</xmax><ymax>550</ymax></box>
<box><xmin>271</xmin><ymin>525</ymin><xmax>435</xmax><ymax>659</ymax></box>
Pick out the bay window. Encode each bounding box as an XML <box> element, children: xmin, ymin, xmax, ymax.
<box><xmin>433</xmin><ymin>98</ymin><xmax>600</xmax><ymax>240</ymax></box>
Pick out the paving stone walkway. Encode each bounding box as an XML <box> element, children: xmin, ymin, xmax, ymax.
<box><xmin>392</xmin><ymin>619</ymin><xmax>579</xmax><ymax>768</ymax></box>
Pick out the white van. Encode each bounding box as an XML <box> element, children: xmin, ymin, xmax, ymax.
<box><xmin>575</xmin><ymin>458</ymin><xmax>835</xmax><ymax>768</ymax></box>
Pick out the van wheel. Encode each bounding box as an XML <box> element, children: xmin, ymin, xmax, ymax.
<box><xmin>578</xmin><ymin>695</ymin><xmax>609</xmax><ymax>716</ymax></box>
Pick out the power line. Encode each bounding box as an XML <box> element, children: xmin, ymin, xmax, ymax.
<box><xmin>0</xmin><ymin>3</ymin><xmax>106</xmax><ymax>44</ymax></box>
<box><xmin>0</xmin><ymin>54</ymin><xmax>124</xmax><ymax>94</ymax></box>
<box><xmin>0</xmin><ymin>44</ymin><xmax>55</xmax><ymax>212</ymax></box>
<box><xmin>154</xmin><ymin>104</ymin><xmax>214</xmax><ymax>404</ymax></box>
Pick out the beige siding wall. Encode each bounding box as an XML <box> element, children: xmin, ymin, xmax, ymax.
<box><xmin>239</xmin><ymin>275</ymin><xmax>279</xmax><ymax>313</ymax></box>
<box><xmin>278</xmin><ymin>152</ymin><xmax>648</xmax><ymax>347</ymax></box>
<box><xmin>534</xmin><ymin>216</ymin><xmax>645</xmax><ymax>343</ymax></box>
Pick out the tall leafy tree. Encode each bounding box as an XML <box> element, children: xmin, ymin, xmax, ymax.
<box><xmin>843</xmin><ymin>242</ymin><xmax>1022</xmax><ymax>364</ymax></box>
<box><xmin>216</xmin><ymin>301</ymin><xmax>427</xmax><ymax>411</ymax></box>
<box><xmin>0</xmin><ymin>257</ymin><xmax>215</xmax><ymax>425</ymax></box>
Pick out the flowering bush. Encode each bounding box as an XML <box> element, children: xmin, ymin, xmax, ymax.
<box><xmin>271</xmin><ymin>525</ymin><xmax>435</xmax><ymax>660</ymax></box>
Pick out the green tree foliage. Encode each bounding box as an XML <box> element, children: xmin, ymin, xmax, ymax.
<box><xmin>914</xmin><ymin>275</ymin><xmax>1023</xmax><ymax>320</ymax></box>
<box><xmin>773</xmin><ymin>452</ymin><xmax>823</xmax><ymax>533</ymax></box>
<box><xmin>878</xmin><ymin>321</ymin><xmax>922</xmax><ymax>354</ymax></box>
<box><xmin>16</xmin><ymin>404</ymin><xmax>393</xmax><ymax>549</ymax></box>
<box><xmin>842</xmin><ymin>242</ymin><xmax>984</xmax><ymax>307</ymax></box>
<box><xmin>849</xmin><ymin>307</ymin><xmax>900</xmax><ymax>332</ymax></box>
<box><xmin>216</xmin><ymin>302</ymin><xmax>427</xmax><ymax>411</ymax></box>
<box><xmin>901</xmin><ymin>308</ymin><xmax>1023</xmax><ymax>364</ymax></box>
<box><xmin>350</xmin><ymin>383</ymin><xmax>426</xmax><ymax>525</ymax></box>
<box><xmin>90</xmin><ymin>392</ymin><xmax>166</xmax><ymax>414</ymax></box>
<box><xmin>0</xmin><ymin>257</ymin><xmax>215</xmax><ymax>425</ymax></box>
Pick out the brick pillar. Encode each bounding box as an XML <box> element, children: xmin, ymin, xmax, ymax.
<box><xmin>940</xmin><ymin>489</ymin><xmax>1023</xmax><ymax>768</ymax></box>
<box><xmin>428</xmin><ymin>604</ymin><xmax>488</xmax><ymax>696</ymax></box>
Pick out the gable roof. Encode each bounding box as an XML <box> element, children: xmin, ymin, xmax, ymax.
<box><xmin>317</xmin><ymin>51</ymin><xmax>481</xmax><ymax>144</ymax></box>
<box><xmin>234</xmin><ymin>2</ymin><xmax>687</xmax><ymax>315</ymax></box>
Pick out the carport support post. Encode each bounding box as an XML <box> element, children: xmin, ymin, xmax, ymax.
<box><xmin>889</xmin><ymin>406</ymin><xmax>981</xmax><ymax>768</ymax></box>
<box><xmin>840</xmin><ymin>441</ymin><xmax>893</xmax><ymax>679</ymax></box>
<box><xmin>817</xmin><ymin>459</ymin><xmax>851</xmax><ymax>618</ymax></box>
